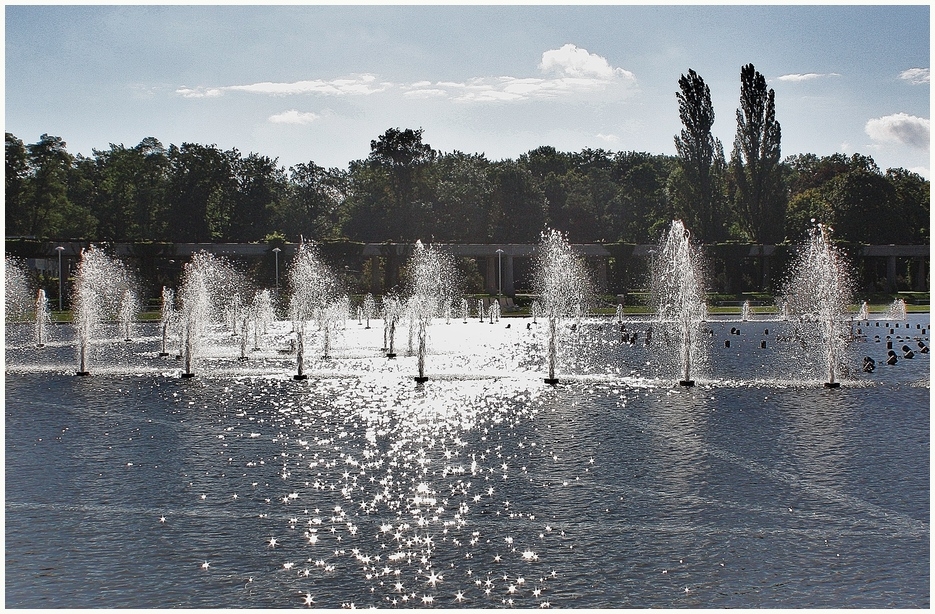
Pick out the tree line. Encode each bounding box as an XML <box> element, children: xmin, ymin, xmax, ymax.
<box><xmin>6</xmin><ymin>64</ymin><xmax>929</xmax><ymax>247</ymax></box>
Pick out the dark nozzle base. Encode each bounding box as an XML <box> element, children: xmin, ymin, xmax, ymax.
<box><xmin>414</xmin><ymin>376</ymin><xmax>429</xmax><ymax>384</ymax></box>
<box><xmin>293</xmin><ymin>374</ymin><xmax>308</xmax><ymax>381</ymax></box>
<box><xmin>679</xmin><ymin>380</ymin><xmax>695</xmax><ymax>387</ymax></box>
<box><xmin>824</xmin><ymin>381</ymin><xmax>841</xmax><ymax>389</ymax></box>
<box><xmin>157</xmin><ymin>352</ymin><xmax>170</xmax><ymax>357</ymax></box>
<box><xmin>181</xmin><ymin>372</ymin><xmax>196</xmax><ymax>379</ymax></box>
<box><xmin>544</xmin><ymin>378</ymin><xmax>559</xmax><ymax>385</ymax></box>
<box><xmin>386</xmin><ymin>353</ymin><xmax>397</xmax><ymax>359</ymax></box>
<box><xmin>75</xmin><ymin>371</ymin><xmax>91</xmax><ymax>377</ymax></box>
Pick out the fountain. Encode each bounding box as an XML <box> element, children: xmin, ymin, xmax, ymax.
<box><xmin>318</xmin><ymin>300</ymin><xmax>346</xmax><ymax>359</ymax></box>
<box><xmin>288</xmin><ymin>241</ymin><xmax>341</xmax><ymax>380</ymax></box>
<box><xmin>403</xmin><ymin>240</ymin><xmax>458</xmax><ymax>383</ymax></box>
<box><xmin>535</xmin><ymin>229</ymin><xmax>592</xmax><ymax>384</ymax></box>
<box><xmin>158</xmin><ymin>287</ymin><xmax>175</xmax><ymax>357</ymax></box>
<box><xmin>651</xmin><ymin>220</ymin><xmax>707</xmax><ymax>386</ymax></box>
<box><xmin>383</xmin><ymin>294</ymin><xmax>400</xmax><ymax>358</ymax></box>
<box><xmin>178</xmin><ymin>256</ymin><xmax>211</xmax><ymax>378</ymax></box>
<box><xmin>780</xmin><ymin>223</ymin><xmax>853</xmax><ymax>388</ymax></box>
<box><xmin>118</xmin><ymin>288</ymin><xmax>137</xmax><ymax>342</ymax></box>
<box><xmin>885</xmin><ymin>298</ymin><xmax>908</xmax><ymax>321</ymax></box>
<box><xmin>5</xmin><ymin>256</ymin><xmax>33</xmax><ymax>322</ymax></box>
<box><xmin>177</xmin><ymin>251</ymin><xmax>244</xmax><ymax>378</ymax></box>
<box><xmin>251</xmin><ymin>289</ymin><xmax>274</xmax><ymax>351</ymax></box>
<box><xmin>34</xmin><ymin>289</ymin><xmax>51</xmax><ymax>347</ymax></box>
<box><xmin>4</xmin><ymin>239</ymin><xmax>929</xmax><ymax>610</ymax></box>
<box><xmin>857</xmin><ymin>300</ymin><xmax>870</xmax><ymax>321</ymax></box>
<box><xmin>71</xmin><ymin>246</ymin><xmax>136</xmax><ymax>375</ymax></box>
<box><xmin>741</xmin><ymin>300</ymin><xmax>752</xmax><ymax>322</ymax></box>
<box><xmin>362</xmin><ymin>293</ymin><xmax>375</xmax><ymax>329</ymax></box>
<box><xmin>406</xmin><ymin>297</ymin><xmax>417</xmax><ymax>356</ymax></box>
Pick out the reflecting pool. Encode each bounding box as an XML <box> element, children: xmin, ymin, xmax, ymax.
<box><xmin>5</xmin><ymin>314</ymin><xmax>929</xmax><ymax>607</ymax></box>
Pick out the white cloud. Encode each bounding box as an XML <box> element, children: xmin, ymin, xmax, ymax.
<box><xmin>865</xmin><ymin>113</ymin><xmax>930</xmax><ymax>149</ymax></box>
<box><xmin>596</xmin><ymin>133</ymin><xmax>619</xmax><ymax>143</ymax></box>
<box><xmin>400</xmin><ymin>45</ymin><xmax>636</xmax><ymax>104</ymax></box>
<box><xmin>538</xmin><ymin>44</ymin><xmax>635</xmax><ymax>81</ymax></box>
<box><xmin>776</xmin><ymin>72</ymin><xmax>840</xmax><ymax>82</ymax></box>
<box><xmin>268</xmin><ymin>109</ymin><xmax>320</xmax><ymax>125</ymax></box>
<box><xmin>176</xmin><ymin>86</ymin><xmax>222</xmax><ymax>98</ymax></box>
<box><xmin>899</xmin><ymin>68</ymin><xmax>930</xmax><ymax>85</ymax></box>
<box><xmin>404</xmin><ymin>88</ymin><xmax>449</xmax><ymax>99</ymax></box>
<box><xmin>176</xmin><ymin>74</ymin><xmax>389</xmax><ymax>98</ymax></box>
<box><xmin>178</xmin><ymin>44</ymin><xmax>634</xmax><ymax>106</ymax></box>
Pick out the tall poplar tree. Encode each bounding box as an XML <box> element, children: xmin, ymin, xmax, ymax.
<box><xmin>730</xmin><ymin>64</ymin><xmax>786</xmax><ymax>243</ymax></box>
<box><xmin>672</xmin><ymin>69</ymin><xmax>726</xmax><ymax>242</ymax></box>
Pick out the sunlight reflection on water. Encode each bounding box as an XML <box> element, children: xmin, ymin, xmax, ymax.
<box><xmin>5</xmin><ymin>315</ymin><xmax>930</xmax><ymax>607</ymax></box>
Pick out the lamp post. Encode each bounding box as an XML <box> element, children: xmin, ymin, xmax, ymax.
<box><xmin>55</xmin><ymin>246</ymin><xmax>65</xmax><ymax>312</ymax></box>
<box><xmin>495</xmin><ymin>248</ymin><xmax>503</xmax><ymax>295</ymax></box>
<box><xmin>272</xmin><ymin>247</ymin><xmax>281</xmax><ymax>292</ymax></box>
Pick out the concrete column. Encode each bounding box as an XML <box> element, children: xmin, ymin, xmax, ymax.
<box><xmin>916</xmin><ymin>257</ymin><xmax>929</xmax><ymax>291</ymax></box>
<box><xmin>385</xmin><ymin>253</ymin><xmax>400</xmax><ymax>292</ymax></box>
<box><xmin>503</xmin><ymin>254</ymin><xmax>515</xmax><ymax>297</ymax></box>
<box><xmin>370</xmin><ymin>256</ymin><xmax>382</xmax><ymax>295</ymax></box>
<box><xmin>485</xmin><ymin>256</ymin><xmax>497</xmax><ymax>294</ymax></box>
<box><xmin>887</xmin><ymin>255</ymin><xmax>898</xmax><ymax>292</ymax></box>
<box><xmin>761</xmin><ymin>255</ymin><xmax>771</xmax><ymax>292</ymax></box>
<box><xmin>594</xmin><ymin>258</ymin><xmax>608</xmax><ymax>293</ymax></box>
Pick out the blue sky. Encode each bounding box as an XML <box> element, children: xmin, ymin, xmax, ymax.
<box><xmin>5</xmin><ymin>4</ymin><xmax>930</xmax><ymax>177</ymax></box>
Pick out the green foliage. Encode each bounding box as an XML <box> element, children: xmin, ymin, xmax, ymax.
<box><xmin>4</xmin><ymin>123</ymin><xmax>928</xmax><ymax>247</ymax></box>
<box><xmin>782</xmin><ymin>154</ymin><xmax>928</xmax><ymax>245</ymax></box>
<box><xmin>673</xmin><ymin>69</ymin><xmax>728</xmax><ymax>243</ymax></box>
<box><xmin>730</xmin><ymin>64</ymin><xmax>787</xmax><ymax>244</ymax></box>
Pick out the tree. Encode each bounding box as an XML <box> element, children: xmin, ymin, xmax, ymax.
<box><xmin>822</xmin><ymin>169</ymin><xmax>900</xmax><ymax>244</ymax></box>
<box><xmin>607</xmin><ymin>152</ymin><xmax>674</xmax><ymax>243</ymax></box>
<box><xmin>784</xmin><ymin>152</ymin><xmax>878</xmax><ymax>196</ymax></box>
<box><xmin>165</xmin><ymin>143</ymin><xmax>236</xmax><ymax>242</ymax></box>
<box><xmin>228</xmin><ymin>153</ymin><xmax>286</xmax><ymax>242</ymax></box>
<box><xmin>672</xmin><ymin>69</ymin><xmax>727</xmax><ymax>243</ymax></box>
<box><xmin>730</xmin><ymin>64</ymin><xmax>786</xmax><ymax>243</ymax></box>
<box><xmin>62</xmin><ymin>138</ymin><xmax>169</xmax><ymax>242</ymax></box>
<box><xmin>23</xmin><ymin>134</ymin><xmax>96</xmax><ymax>239</ymax></box>
<box><xmin>5</xmin><ymin>133</ymin><xmax>31</xmax><ymax>236</ymax></box>
<box><xmin>132</xmin><ymin>137</ymin><xmax>170</xmax><ymax>240</ymax></box>
<box><xmin>430</xmin><ymin>151</ymin><xmax>493</xmax><ymax>242</ymax></box>
<box><xmin>487</xmin><ymin>161</ymin><xmax>548</xmax><ymax>242</ymax></box>
<box><xmin>886</xmin><ymin>167</ymin><xmax>929</xmax><ymax>244</ymax></box>
<box><xmin>275</xmin><ymin>162</ymin><xmax>348</xmax><ymax>241</ymax></box>
<box><xmin>784</xmin><ymin>187</ymin><xmax>833</xmax><ymax>242</ymax></box>
<box><xmin>366</xmin><ymin>127</ymin><xmax>436</xmax><ymax>240</ymax></box>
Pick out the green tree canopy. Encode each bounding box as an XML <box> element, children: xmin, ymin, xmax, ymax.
<box><xmin>730</xmin><ymin>64</ymin><xmax>786</xmax><ymax>243</ymax></box>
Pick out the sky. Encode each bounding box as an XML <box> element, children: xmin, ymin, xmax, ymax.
<box><xmin>5</xmin><ymin>4</ymin><xmax>931</xmax><ymax>178</ymax></box>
